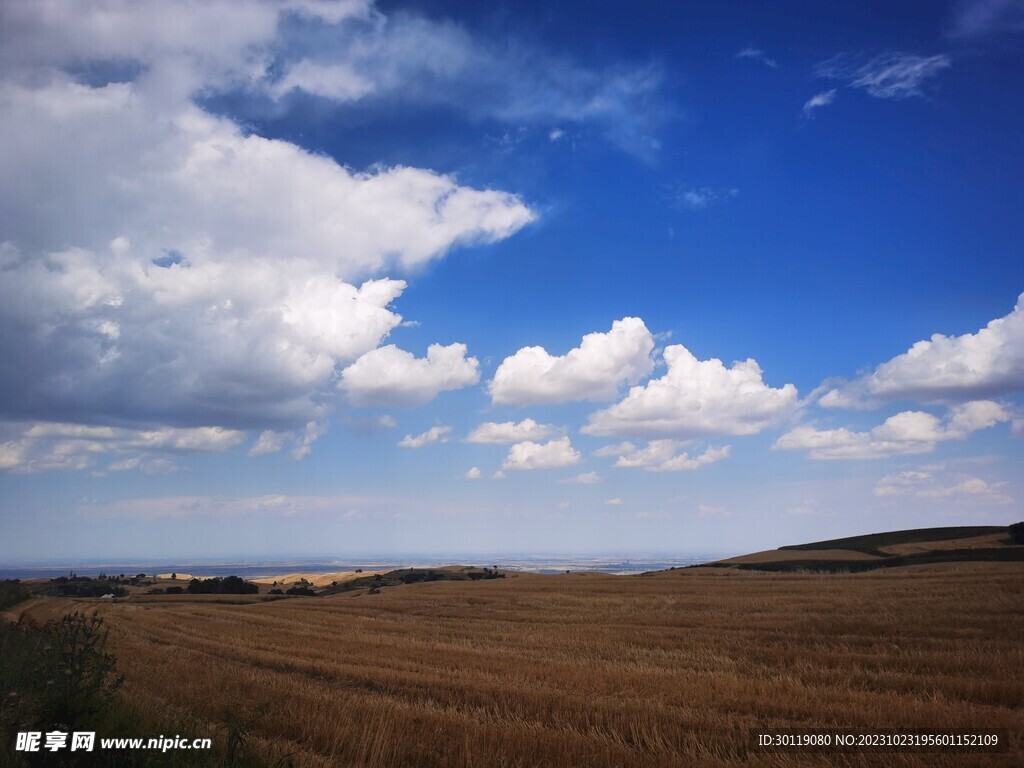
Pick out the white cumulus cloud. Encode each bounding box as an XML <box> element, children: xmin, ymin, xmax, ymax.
<box><xmin>583</xmin><ymin>344</ymin><xmax>798</xmax><ymax>439</ymax></box>
<box><xmin>606</xmin><ymin>440</ymin><xmax>731</xmax><ymax>472</ymax></box>
<box><xmin>340</xmin><ymin>343</ymin><xmax>480</xmax><ymax>406</ymax></box>
<box><xmin>502</xmin><ymin>437</ymin><xmax>581</xmax><ymax>471</ymax></box>
<box><xmin>820</xmin><ymin>293</ymin><xmax>1024</xmax><ymax>407</ymax></box>
<box><xmin>398</xmin><ymin>425</ymin><xmax>453</xmax><ymax>448</ymax></box>
<box><xmin>0</xmin><ymin>0</ymin><xmax>533</xmax><ymax>438</ymax></box>
<box><xmin>464</xmin><ymin>418</ymin><xmax>554</xmax><ymax>444</ymax></box>
<box><xmin>490</xmin><ymin>318</ymin><xmax>654</xmax><ymax>405</ymax></box>
<box><xmin>774</xmin><ymin>401</ymin><xmax>1009</xmax><ymax>460</ymax></box>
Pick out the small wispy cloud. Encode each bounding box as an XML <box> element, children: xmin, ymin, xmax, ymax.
<box><xmin>668</xmin><ymin>185</ymin><xmax>739</xmax><ymax>211</ymax></box>
<box><xmin>342</xmin><ymin>414</ymin><xmax>397</xmax><ymax>436</ymax></box>
<box><xmin>78</xmin><ymin>494</ymin><xmax>392</xmax><ymax>520</ymax></box>
<box><xmin>816</xmin><ymin>53</ymin><xmax>952</xmax><ymax>100</ymax></box>
<box><xmin>947</xmin><ymin>0</ymin><xmax>1024</xmax><ymax>38</ymax></box>
<box><xmin>736</xmin><ymin>47</ymin><xmax>779</xmax><ymax>68</ymax></box>
<box><xmin>802</xmin><ymin>89</ymin><xmax>837</xmax><ymax>117</ymax></box>
<box><xmin>875</xmin><ymin>468</ymin><xmax>1013</xmax><ymax>505</ymax></box>
<box><xmin>108</xmin><ymin>456</ymin><xmax>181</xmax><ymax>476</ymax></box>
<box><xmin>786</xmin><ymin>504</ymin><xmax>818</xmax><ymax>516</ymax></box>
<box><xmin>251</xmin><ymin>422</ymin><xmax>328</xmax><ymax>460</ymax></box>
<box><xmin>292</xmin><ymin>421</ymin><xmax>327</xmax><ymax>460</ymax></box>
<box><xmin>697</xmin><ymin>503</ymin><xmax>730</xmax><ymax>518</ymax></box>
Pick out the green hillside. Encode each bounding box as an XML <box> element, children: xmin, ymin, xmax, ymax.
<box><xmin>731</xmin><ymin>547</ymin><xmax>1024</xmax><ymax>573</ymax></box>
<box><xmin>703</xmin><ymin>524</ymin><xmax>1022</xmax><ymax>573</ymax></box>
<box><xmin>778</xmin><ymin>525</ymin><xmax>1007</xmax><ymax>556</ymax></box>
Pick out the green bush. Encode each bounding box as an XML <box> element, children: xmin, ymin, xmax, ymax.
<box><xmin>1</xmin><ymin>613</ymin><xmax>290</xmax><ymax>767</ymax></box>
<box><xmin>49</xmin><ymin>613</ymin><xmax>124</xmax><ymax>727</ymax></box>
<box><xmin>0</xmin><ymin>580</ymin><xmax>31</xmax><ymax>611</ymax></box>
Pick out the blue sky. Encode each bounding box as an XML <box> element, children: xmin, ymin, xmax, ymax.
<box><xmin>1</xmin><ymin>0</ymin><xmax>1022</xmax><ymax>562</ymax></box>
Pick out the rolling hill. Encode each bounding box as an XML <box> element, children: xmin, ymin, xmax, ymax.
<box><xmin>706</xmin><ymin>523</ymin><xmax>1024</xmax><ymax>572</ymax></box>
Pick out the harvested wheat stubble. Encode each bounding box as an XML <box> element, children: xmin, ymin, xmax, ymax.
<box><xmin>23</xmin><ymin>563</ymin><xmax>1024</xmax><ymax>767</ymax></box>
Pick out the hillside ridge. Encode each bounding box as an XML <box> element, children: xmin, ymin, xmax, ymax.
<box><xmin>705</xmin><ymin>523</ymin><xmax>1023</xmax><ymax>572</ymax></box>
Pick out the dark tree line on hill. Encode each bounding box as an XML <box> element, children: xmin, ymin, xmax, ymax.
<box><xmin>1010</xmin><ymin>521</ymin><xmax>1024</xmax><ymax>545</ymax></box>
<box><xmin>51</xmin><ymin>577</ymin><xmax>129</xmax><ymax>598</ymax></box>
<box><xmin>186</xmin><ymin>576</ymin><xmax>258</xmax><ymax>595</ymax></box>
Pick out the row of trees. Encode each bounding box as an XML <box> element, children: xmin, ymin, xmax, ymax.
<box><xmin>185</xmin><ymin>576</ymin><xmax>258</xmax><ymax>595</ymax></box>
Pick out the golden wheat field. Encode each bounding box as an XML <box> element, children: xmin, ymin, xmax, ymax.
<box><xmin>20</xmin><ymin>564</ymin><xmax>1024</xmax><ymax>768</ymax></box>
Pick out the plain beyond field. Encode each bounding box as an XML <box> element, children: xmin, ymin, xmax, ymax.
<box><xmin>0</xmin><ymin>553</ymin><xmax>731</xmax><ymax>581</ymax></box>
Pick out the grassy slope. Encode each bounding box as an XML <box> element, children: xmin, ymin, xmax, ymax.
<box><xmin>706</xmin><ymin>525</ymin><xmax>1020</xmax><ymax>572</ymax></box>
<box><xmin>779</xmin><ymin>525</ymin><xmax>1008</xmax><ymax>555</ymax></box>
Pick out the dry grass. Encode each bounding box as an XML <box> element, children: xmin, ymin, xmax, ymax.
<box><xmin>879</xmin><ymin>533</ymin><xmax>1012</xmax><ymax>556</ymax></box>
<box><xmin>20</xmin><ymin>564</ymin><xmax>1023</xmax><ymax>767</ymax></box>
<box><xmin>252</xmin><ymin>570</ymin><xmax>387</xmax><ymax>587</ymax></box>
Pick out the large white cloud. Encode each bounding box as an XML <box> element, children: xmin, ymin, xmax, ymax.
<box><xmin>340</xmin><ymin>344</ymin><xmax>480</xmax><ymax>406</ymax></box>
<box><xmin>0</xmin><ymin>1</ymin><xmax>533</xmax><ymax>437</ymax></box>
<box><xmin>464</xmin><ymin>418</ymin><xmax>554</xmax><ymax>444</ymax></box>
<box><xmin>582</xmin><ymin>344</ymin><xmax>798</xmax><ymax>439</ymax></box>
<box><xmin>502</xmin><ymin>437</ymin><xmax>581</xmax><ymax>471</ymax></box>
<box><xmin>774</xmin><ymin>400</ymin><xmax>1009</xmax><ymax>460</ymax></box>
<box><xmin>490</xmin><ymin>318</ymin><xmax>655</xmax><ymax>405</ymax></box>
<box><xmin>821</xmin><ymin>293</ymin><xmax>1024</xmax><ymax>407</ymax></box>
